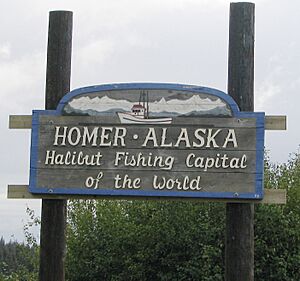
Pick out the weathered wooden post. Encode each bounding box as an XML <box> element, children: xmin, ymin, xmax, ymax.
<box><xmin>39</xmin><ymin>11</ymin><xmax>72</xmax><ymax>281</ymax></box>
<box><xmin>226</xmin><ymin>2</ymin><xmax>255</xmax><ymax>281</ymax></box>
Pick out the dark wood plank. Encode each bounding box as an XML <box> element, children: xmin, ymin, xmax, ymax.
<box><xmin>34</xmin><ymin>169</ymin><xmax>259</xmax><ymax>195</ymax></box>
<box><xmin>34</xmin><ymin>148</ymin><xmax>258</xmax><ymax>172</ymax></box>
<box><xmin>35</xmin><ymin>116</ymin><xmax>259</xmax><ymax>148</ymax></box>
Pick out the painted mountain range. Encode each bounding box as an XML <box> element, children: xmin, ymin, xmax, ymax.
<box><xmin>63</xmin><ymin>94</ymin><xmax>231</xmax><ymax>117</ymax></box>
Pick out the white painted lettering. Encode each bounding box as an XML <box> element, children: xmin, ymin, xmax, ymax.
<box><xmin>174</xmin><ymin>128</ymin><xmax>191</xmax><ymax>147</ymax></box>
<box><xmin>142</xmin><ymin>128</ymin><xmax>158</xmax><ymax>147</ymax></box>
<box><xmin>206</xmin><ymin>129</ymin><xmax>221</xmax><ymax>148</ymax></box>
<box><xmin>113</xmin><ymin>127</ymin><xmax>127</xmax><ymax>147</ymax></box>
<box><xmin>67</xmin><ymin>127</ymin><xmax>81</xmax><ymax>146</ymax></box>
<box><xmin>82</xmin><ymin>127</ymin><xmax>99</xmax><ymax>146</ymax></box>
<box><xmin>99</xmin><ymin>127</ymin><xmax>113</xmax><ymax>146</ymax></box>
<box><xmin>45</xmin><ymin>150</ymin><xmax>55</xmax><ymax>165</ymax></box>
<box><xmin>240</xmin><ymin>154</ymin><xmax>247</xmax><ymax>168</ymax></box>
<box><xmin>193</xmin><ymin>129</ymin><xmax>206</xmax><ymax>147</ymax></box>
<box><xmin>53</xmin><ymin>126</ymin><xmax>67</xmax><ymax>146</ymax></box>
<box><xmin>223</xmin><ymin>129</ymin><xmax>238</xmax><ymax>148</ymax></box>
<box><xmin>160</xmin><ymin>128</ymin><xmax>173</xmax><ymax>147</ymax></box>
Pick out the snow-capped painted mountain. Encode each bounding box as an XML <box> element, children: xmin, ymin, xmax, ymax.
<box><xmin>150</xmin><ymin>95</ymin><xmax>226</xmax><ymax>114</ymax></box>
<box><xmin>64</xmin><ymin>95</ymin><xmax>231</xmax><ymax>116</ymax></box>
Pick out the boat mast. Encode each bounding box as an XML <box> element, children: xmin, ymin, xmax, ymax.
<box><xmin>146</xmin><ymin>91</ymin><xmax>149</xmax><ymax>118</ymax></box>
<box><xmin>142</xmin><ymin>90</ymin><xmax>145</xmax><ymax>117</ymax></box>
<box><xmin>138</xmin><ymin>90</ymin><xmax>149</xmax><ymax>118</ymax></box>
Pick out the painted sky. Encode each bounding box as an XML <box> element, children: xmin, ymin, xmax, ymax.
<box><xmin>65</xmin><ymin>94</ymin><xmax>230</xmax><ymax>116</ymax></box>
<box><xmin>1</xmin><ymin>0</ymin><xmax>299</xmax><ymax>241</ymax></box>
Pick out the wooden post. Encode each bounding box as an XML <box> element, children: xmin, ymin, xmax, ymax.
<box><xmin>226</xmin><ymin>3</ymin><xmax>255</xmax><ymax>281</ymax></box>
<box><xmin>39</xmin><ymin>11</ymin><xmax>72</xmax><ymax>281</ymax></box>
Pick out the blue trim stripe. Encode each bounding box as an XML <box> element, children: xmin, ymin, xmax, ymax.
<box><xmin>29</xmin><ymin>111</ymin><xmax>40</xmax><ymax>190</ymax></box>
<box><xmin>29</xmin><ymin>187</ymin><xmax>263</xmax><ymax>200</ymax></box>
<box><xmin>255</xmin><ymin>112</ymin><xmax>265</xmax><ymax>198</ymax></box>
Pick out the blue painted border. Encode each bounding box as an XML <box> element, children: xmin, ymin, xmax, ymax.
<box><xmin>29</xmin><ymin>83</ymin><xmax>265</xmax><ymax>199</ymax></box>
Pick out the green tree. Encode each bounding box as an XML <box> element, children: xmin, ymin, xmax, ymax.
<box><xmin>0</xmin><ymin>208</ymin><xmax>39</xmax><ymax>281</ymax></box>
<box><xmin>255</xmin><ymin>153</ymin><xmax>300</xmax><ymax>281</ymax></box>
<box><xmin>66</xmin><ymin>200</ymin><xmax>225</xmax><ymax>281</ymax></box>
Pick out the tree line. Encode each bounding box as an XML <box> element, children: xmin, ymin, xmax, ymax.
<box><xmin>0</xmin><ymin>237</ymin><xmax>38</xmax><ymax>281</ymax></box>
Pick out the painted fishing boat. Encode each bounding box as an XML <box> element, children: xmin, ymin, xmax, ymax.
<box><xmin>117</xmin><ymin>91</ymin><xmax>172</xmax><ymax>124</ymax></box>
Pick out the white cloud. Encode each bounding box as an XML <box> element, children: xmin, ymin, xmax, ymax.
<box><xmin>256</xmin><ymin>82</ymin><xmax>281</xmax><ymax>110</ymax></box>
<box><xmin>0</xmin><ymin>52</ymin><xmax>46</xmax><ymax>113</ymax></box>
<box><xmin>74</xmin><ymin>39</ymin><xmax>115</xmax><ymax>67</ymax></box>
<box><xmin>0</xmin><ymin>43</ymin><xmax>11</xmax><ymax>60</ymax></box>
<box><xmin>255</xmin><ymin>63</ymin><xmax>283</xmax><ymax>111</ymax></box>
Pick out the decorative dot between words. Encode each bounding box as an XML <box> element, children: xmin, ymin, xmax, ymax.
<box><xmin>133</xmin><ymin>134</ymin><xmax>139</xmax><ymax>140</ymax></box>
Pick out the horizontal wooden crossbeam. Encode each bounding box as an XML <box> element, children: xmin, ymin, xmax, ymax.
<box><xmin>9</xmin><ymin>115</ymin><xmax>32</xmax><ymax>129</ymax></box>
<box><xmin>9</xmin><ymin>115</ymin><xmax>287</xmax><ymax>130</ymax></box>
<box><xmin>264</xmin><ymin>115</ymin><xmax>287</xmax><ymax>130</ymax></box>
<box><xmin>7</xmin><ymin>185</ymin><xmax>286</xmax><ymax>204</ymax></box>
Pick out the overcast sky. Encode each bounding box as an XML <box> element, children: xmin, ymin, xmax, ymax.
<box><xmin>1</xmin><ymin>0</ymin><xmax>299</xmax><ymax>241</ymax></box>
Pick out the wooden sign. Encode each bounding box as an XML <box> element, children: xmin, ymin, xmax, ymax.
<box><xmin>29</xmin><ymin>83</ymin><xmax>265</xmax><ymax>199</ymax></box>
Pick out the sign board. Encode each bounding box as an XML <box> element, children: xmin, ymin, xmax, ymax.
<box><xmin>29</xmin><ymin>83</ymin><xmax>265</xmax><ymax>199</ymax></box>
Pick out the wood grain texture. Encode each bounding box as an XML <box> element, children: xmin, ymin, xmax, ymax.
<box><xmin>226</xmin><ymin>3</ymin><xmax>255</xmax><ymax>281</ymax></box>
<box><xmin>265</xmin><ymin>115</ymin><xmax>287</xmax><ymax>130</ymax></box>
<box><xmin>7</xmin><ymin>185</ymin><xmax>287</xmax><ymax>204</ymax></box>
<box><xmin>228</xmin><ymin>3</ymin><xmax>255</xmax><ymax>112</ymax></box>
<box><xmin>39</xmin><ymin>11</ymin><xmax>72</xmax><ymax>281</ymax></box>
<box><xmin>9</xmin><ymin>114</ymin><xmax>287</xmax><ymax>130</ymax></box>
<box><xmin>30</xmin><ymin>115</ymin><xmax>262</xmax><ymax>198</ymax></box>
<box><xmin>9</xmin><ymin>115</ymin><xmax>32</xmax><ymax>129</ymax></box>
<box><xmin>34</xmin><ymin>169</ymin><xmax>258</xmax><ymax>194</ymax></box>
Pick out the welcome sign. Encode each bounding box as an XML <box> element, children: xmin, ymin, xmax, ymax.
<box><xmin>29</xmin><ymin>83</ymin><xmax>265</xmax><ymax>199</ymax></box>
